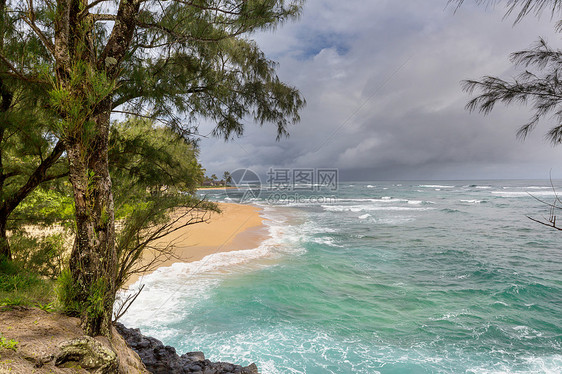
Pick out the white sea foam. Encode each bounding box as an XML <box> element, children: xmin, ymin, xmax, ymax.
<box><xmin>322</xmin><ymin>205</ymin><xmax>434</xmax><ymax>212</ymax></box>
<box><xmin>367</xmin><ymin>185</ymin><xmax>375</xmax><ymax>188</ymax></box>
<box><xmin>121</xmin><ymin>184</ymin><xmax>562</xmax><ymax>374</ymax></box>
<box><xmin>521</xmin><ymin>355</ymin><xmax>562</xmax><ymax>374</ymax></box>
<box><xmin>379</xmin><ymin>198</ymin><xmax>407</xmax><ymax>203</ymax></box>
<box><xmin>335</xmin><ymin>197</ymin><xmax>410</xmax><ymax>204</ymax></box>
<box><xmin>375</xmin><ymin>217</ymin><xmax>415</xmax><ymax>224</ymax></box>
<box><xmin>460</xmin><ymin>199</ymin><xmax>484</xmax><ymax>204</ymax></box>
<box><xmin>468</xmin><ymin>355</ymin><xmax>562</xmax><ymax>374</ymax></box>
<box><xmin>492</xmin><ymin>190</ymin><xmax>557</xmax><ymax>197</ymax></box>
<box><xmin>355</xmin><ymin>216</ymin><xmax>414</xmax><ymax>225</ymax></box>
<box><xmin>118</xmin><ymin>206</ymin><xmax>309</xmax><ymax>332</ymax></box>
<box><xmin>493</xmin><ymin>301</ymin><xmax>509</xmax><ymax>306</ymax></box>
<box><xmin>311</xmin><ymin>236</ymin><xmax>343</xmax><ymax>247</ymax></box>
<box><xmin>118</xmin><ymin>245</ymin><xmax>275</xmax><ymax>331</ymax></box>
<box><xmin>322</xmin><ymin>205</ymin><xmax>364</xmax><ymax>213</ymax></box>
<box><xmin>337</xmin><ymin>198</ymin><xmax>404</xmax><ymax>203</ymax></box>
<box><xmin>512</xmin><ymin>325</ymin><xmax>543</xmax><ymax>339</ymax></box>
<box><xmin>418</xmin><ymin>184</ymin><xmax>454</xmax><ymax>188</ymax></box>
<box><xmin>430</xmin><ymin>310</ymin><xmax>466</xmax><ymax>321</ymax></box>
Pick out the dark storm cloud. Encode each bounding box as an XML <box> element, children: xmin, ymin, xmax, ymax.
<box><xmin>197</xmin><ymin>0</ymin><xmax>562</xmax><ymax>180</ymax></box>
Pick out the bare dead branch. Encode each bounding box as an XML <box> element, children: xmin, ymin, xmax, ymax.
<box><xmin>526</xmin><ymin>215</ymin><xmax>562</xmax><ymax>231</ymax></box>
<box><xmin>113</xmin><ymin>284</ymin><xmax>145</xmax><ymax>322</ymax></box>
<box><xmin>115</xmin><ymin>198</ymin><xmax>217</xmax><ymax>289</ymax></box>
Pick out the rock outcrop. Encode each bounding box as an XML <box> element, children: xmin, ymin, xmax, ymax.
<box><xmin>116</xmin><ymin>323</ymin><xmax>259</xmax><ymax>374</ymax></box>
<box><xmin>55</xmin><ymin>336</ymin><xmax>118</xmax><ymax>374</ymax></box>
<box><xmin>0</xmin><ymin>307</ymin><xmax>149</xmax><ymax>374</ymax></box>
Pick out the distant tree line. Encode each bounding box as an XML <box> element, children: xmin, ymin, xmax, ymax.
<box><xmin>201</xmin><ymin>171</ymin><xmax>233</xmax><ymax>187</ymax></box>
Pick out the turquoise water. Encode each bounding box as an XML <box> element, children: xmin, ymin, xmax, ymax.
<box><xmin>120</xmin><ymin>181</ymin><xmax>562</xmax><ymax>373</ymax></box>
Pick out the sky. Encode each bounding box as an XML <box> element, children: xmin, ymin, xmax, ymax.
<box><xmin>196</xmin><ymin>0</ymin><xmax>562</xmax><ymax>181</ymax></box>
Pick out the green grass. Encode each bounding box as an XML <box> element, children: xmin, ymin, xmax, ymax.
<box><xmin>0</xmin><ymin>335</ymin><xmax>18</xmax><ymax>351</ymax></box>
<box><xmin>0</xmin><ymin>260</ymin><xmax>56</xmax><ymax>309</ymax></box>
<box><xmin>35</xmin><ymin>301</ymin><xmax>55</xmax><ymax>312</ymax></box>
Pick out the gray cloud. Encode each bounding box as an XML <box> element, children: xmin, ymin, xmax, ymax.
<box><xmin>197</xmin><ymin>0</ymin><xmax>562</xmax><ymax>180</ymax></box>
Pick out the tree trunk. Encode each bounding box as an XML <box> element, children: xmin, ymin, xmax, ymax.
<box><xmin>54</xmin><ymin>0</ymin><xmax>139</xmax><ymax>337</ymax></box>
<box><xmin>66</xmin><ymin>100</ymin><xmax>117</xmax><ymax>337</ymax></box>
<box><xmin>0</xmin><ymin>71</ymin><xmax>12</xmax><ymax>262</ymax></box>
<box><xmin>0</xmin><ymin>209</ymin><xmax>10</xmax><ymax>261</ymax></box>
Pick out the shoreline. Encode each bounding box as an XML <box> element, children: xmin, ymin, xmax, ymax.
<box><xmin>196</xmin><ymin>186</ymin><xmax>237</xmax><ymax>191</ymax></box>
<box><xmin>124</xmin><ymin>202</ymin><xmax>268</xmax><ymax>287</ymax></box>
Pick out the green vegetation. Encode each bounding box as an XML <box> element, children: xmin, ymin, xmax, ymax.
<box><xmin>456</xmin><ymin>0</ymin><xmax>562</xmax><ymax>230</ymax></box>
<box><xmin>0</xmin><ymin>0</ymin><xmax>67</xmax><ymax>260</ymax></box>
<box><xmin>56</xmin><ymin>269</ymin><xmax>82</xmax><ymax>316</ymax></box>
<box><xmin>35</xmin><ymin>302</ymin><xmax>55</xmax><ymax>313</ymax></box>
<box><xmin>200</xmin><ymin>171</ymin><xmax>233</xmax><ymax>187</ymax></box>
<box><xmin>0</xmin><ymin>335</ymin><xmax>18</xmax><ymax>351</ymax></box>
<box><xmin>0</xmin><ymin>0</ymin><xmax>305</xmax><ymax>337</ymax></box>
<box><xmin>454</xmin><ymin>0</ymin><xmax>562</xmax><ymax>143</ymax></box>
<box><xmin>0</xmin><ymin>259</ymin><xmax>56</xmax><ymax>308</ymax></box>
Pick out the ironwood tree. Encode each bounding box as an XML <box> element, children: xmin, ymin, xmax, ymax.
<box><xmin>453</xmin><ymin>0</ymin><xmax>562</xmax><ymax>230</ymax></box>
<box><xmin>1</xmin><ymin>0</ymin><xmax>305</xmax><ymax>336</ymax></box>
<box><xmin>451</xmin><ymin>0</ymin><xmax>562</xmax><ymax>142</ymax></box>
<box><xmin>0</xmin><ymin>0</ymin><xmax>67</xmax><ymax>261</ymax></box>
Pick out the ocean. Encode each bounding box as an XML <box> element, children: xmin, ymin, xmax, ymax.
<box><xmin>120</xmin><ymin>180</ymin><xmax>562</xmax><ymax>373</ymax></box>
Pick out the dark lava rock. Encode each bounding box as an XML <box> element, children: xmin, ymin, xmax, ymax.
<box><xmin>115</xmin><ymin>323</ymin><xmax>259</xmax><ymax>374</ymax></box>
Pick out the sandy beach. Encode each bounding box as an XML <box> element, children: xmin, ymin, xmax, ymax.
<box><xmin>125</xmin><ymin>202</ymin><xmax>267</xmax><ymax>287</ymax></box>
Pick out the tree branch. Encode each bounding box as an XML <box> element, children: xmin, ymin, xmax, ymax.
<box><xmin>91</xmin><ymin>13</ymin><xmax>117</xmax><ymax>22</ymax></box>
<box><xmin>172</xmin><ymin>0</ymin><xmax>244</xmax><ymax>16</ymax></box>
<box><xmin>526</xmin><ymin>215</ymin><xmax>562</xmax><ymax>231</ymax></box>
<box><xmin>0</xmin><ymin>52</ymin><xmax>34</xmax><ymax>82</ymax></box>
<box><xmin>43</xmin><ymin>170</ymin><xmax>70</xmax><ymax>182</ymax></box>
<box><xmin>22</xmin><ymin>9</ymin><xmax>55</xmax><ymax>56</ymax></box>
<box><xmin>5</xmin><ymin>140</ymin><xmax>65</xmax><ymax>213</ymax></box>
<box><xmin>450</xmin><ymin>0</ymin><xmax>562</xmax><ymax>24</ymax></box>
<box><xmin>79</xmin><ymin>0</ymin><xmax>114</xmax><ymax>18</ymax></box>
<box><xmin>115</xmin><ymin>200</ymin><xmax>213</xmax><ymax>288</ymax></box>
<box><xmin>98</xmin><ymin>0</ymin><xmax>141</xmax><ymax>77</ymax></box>
<box><xmin>135</xmin><ymin>21</ymin><xmax>247</xmax><ymax>43</ymax></box>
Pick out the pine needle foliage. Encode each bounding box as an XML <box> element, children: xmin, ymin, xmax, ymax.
<box><xmin>452</xmin><ymin>0</ymin><xmax>562</xmax><ymax>144</ymax></box>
